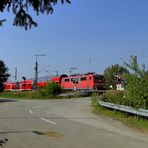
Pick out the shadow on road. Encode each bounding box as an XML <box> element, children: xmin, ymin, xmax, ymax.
<box><xmin>0</xmin><ymin>99</ymin><xmax>18</xmax><ymax>103</ymax></box>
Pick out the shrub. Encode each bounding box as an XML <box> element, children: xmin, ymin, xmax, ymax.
<box><xmin>91</xmin><ymin>93</ymin><xmax>101</xmax><ymax>110</ymax></box>
<box><xmin>45</xmin><ymin>82</ymin><xmax>62</xmax><ymax>96</ymax></box>
<box><xmin>37</xmin><ymin>87</ymin><xmax>48</xmax><ymax>97</ymax></box>
<box><xmin>99</xmin><ymin>91</ymin><xmax>125</xmax><ymax>104</ymax></box>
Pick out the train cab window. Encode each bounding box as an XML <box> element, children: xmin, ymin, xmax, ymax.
<box><xmin>64</xmin><ymin>78</ymin><xmax>70</xmax><ymax>82</ymax></box>
<box><xmin>71</xmin><ymin>78</ymin><xmax>79</xmax><ymax>84</ymax></box>
<box><xmin>80</xmin><ymin>77</ymin><xmax>87</xmax><ymax>81</ymax></box>
<box><xmin>100</xmin><ymin>75</ymin><xmax>105</xmax><ymax>80</ymax></box>
<box><xmin>89</xmin><ymin>76</ymin><xmax>92</xmax><ymax>80</ymax></box>
<box><xmin>95</xmin><ymin>75</ymin><xmax>105</xmax><ymax>81</ymax></box>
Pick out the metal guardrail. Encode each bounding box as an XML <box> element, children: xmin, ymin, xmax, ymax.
<box><xmin>98</xmin><ymin>101</ymin><xmax>148</xmax><ymax>117</ymax></box>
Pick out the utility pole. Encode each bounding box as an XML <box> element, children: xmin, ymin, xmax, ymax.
<box><xmin>89</xmin><ymin>58</ymin><xmax>91</xmax><ymax>64</ymax></box>
<box><xmin>34</xmin><ymin>54</ymin><xmax>46</xmax><ymax>90</ymax></box>
<box><xmin>15</xmin><ymin>67</ymin><xmax>17</xmax><ymax>81</ymax></box>
<box><xmin>54</xmin><ymin>70</ymin><xmax>59</xmax><ymax>76</ymax></box>
<box><xmin>56</xmin><ymin>70</ymin><xmax>59</xmax><ymax>76</ymax></box>
<box><xmin>34</xmin><ymin>57</ymin><xmax>38</xmax><ymax>90</ymax></box>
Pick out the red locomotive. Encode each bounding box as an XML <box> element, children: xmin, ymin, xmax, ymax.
<box><xmin>4</xmin><ymin>73</ymin><xmax>105</xmax><ymax>91</ymax></box>
<box><xmin>51</xmin><ymin>73</ymin><xmax>105</xmax><ymax>91</ymax></box>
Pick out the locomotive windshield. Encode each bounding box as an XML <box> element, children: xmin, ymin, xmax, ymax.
<box><xmin>94</xmin><ymin>75</ymin><xmax>105</xmax><ymax>81</ymax></box>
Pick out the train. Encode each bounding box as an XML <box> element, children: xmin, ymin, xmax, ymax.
<box><xmin>4</xmin><ymin>80</ymin><xmax>47</xmax><ymax>91</ymax></box>
<box><xmin>4</xmin><ymin>73</ymin><xmax>106</xmax><ymax>92</ymax></box>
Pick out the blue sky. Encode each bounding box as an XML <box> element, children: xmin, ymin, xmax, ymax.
<box><xmin>0</xmin><ymin>0</ymin><xmax>148</xmax><ymax>81</ymax></box>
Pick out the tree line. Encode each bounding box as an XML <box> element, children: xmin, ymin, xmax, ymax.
<box><xmin>102</xmin><ymin>55</ymin><xmax>148</xmax><ymax>109</ymax></box>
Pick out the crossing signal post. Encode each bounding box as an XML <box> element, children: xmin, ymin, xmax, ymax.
<box><xmin>22</xmin><ymin>76</ymin><xmax>26</xmax><ymax>91</ymax></box>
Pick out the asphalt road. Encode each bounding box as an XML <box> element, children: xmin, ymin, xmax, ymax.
<box><xmin>0</xmin><ymin>97</ymin><xmax>148</xmax><ymax>148</ymax></box>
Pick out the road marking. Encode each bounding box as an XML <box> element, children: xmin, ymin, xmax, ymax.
<box><xmin>29</xmin><ymin>109</ymin><xmax>33</xmax><ymax>114</ymax></box>
<box><xmin>40</xmin><ymin>118</ymin><xmax>56</xmax><ymax>125</ymax></box>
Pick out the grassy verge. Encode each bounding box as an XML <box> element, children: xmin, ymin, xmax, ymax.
<box><xmin>91</xmin><ymin>93</ymin><xmax>148</xmax><ymax>132</ymax></box>
<box><xmin>0</xmin><ymin>90</ymin><xmax>90</xmax><ymax>100</ymax></box>
<box><xmin>0</xmin><ymin>91</ymin><xmax>51</xmax><ymax>99</ymax></box>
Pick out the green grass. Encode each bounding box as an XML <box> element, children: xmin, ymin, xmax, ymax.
<box><xmin>0</xmin><ymin>91</ymin><xmax>55</xmax><ymax>99</ymax></box>
<box><xmin>91</xmin><ymin>94</ymin><xmax>148</xmax><ymax>132</ymax></box>
<box><xmin>0</xmin><ymin>90</ymin><xmax>90</xmax><ymax>100</ymax></box>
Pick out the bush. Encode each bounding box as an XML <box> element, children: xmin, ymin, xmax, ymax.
<box><xmin>91</xmin><ymin>93</ymin><xmax>102</xmax><ymax>111</ymax></box>
<box><xmin>99</xmin><ymin>91</ymin><xmax>125</xmax><ymax>104</ymax></box>
<box><xmin>36</xmin><ymin>88</ymin><xmax>48</xmax><ymax>97</ymax></box>
<box><xmin>45</xmin><ymin>82</ymin><xmax>62</xmax><ymax>96</ymax></box>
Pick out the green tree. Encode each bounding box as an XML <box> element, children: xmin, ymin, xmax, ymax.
<box><xmin>104</xmin><ymin>64</ymin><xmax>129</xmax><ymax>90</ymax></box>
<box><xmin>0</xmin><ymin>0</ymin><xmax>71</xmax><ymax>30</ymax></box>
<box><xmin>123</xmin><ymin>55</ymin><xmax>148</xmax><ymax>109</ymax></box>
<box><xmin>0</xmin><ymin>60</ymin><xmax>10</xmax><ymax>92</ymax></box>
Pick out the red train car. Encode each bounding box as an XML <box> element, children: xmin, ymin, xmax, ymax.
<box><xmin>51</xmin><ymin>73</ymin><xmax>105</xmax><ymax>91</ymax></box>
<box><xmin>5</xmin><ymin>80</ymin><xmax>33</xmax><ymax>91</ymax></box>
<box><xmin>5</xmin><ymin>82</ymin><xmax>17</xmax><ymax>91</ymax></box>
<box><xmin>20</xmin><ymin>80</ymin><xmax>33</xmax><ymax>91</ymax></box>
<box><xmin>4</xmin><ymin>80</ymin><xmax>47</xmax><ymax>91</ymax></box>
<box><xmin>50</xmin><ymin>74</ymin><xmax>67</xmax><ymax>85</ymax></box>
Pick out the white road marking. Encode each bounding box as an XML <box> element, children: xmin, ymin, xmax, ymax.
<box><xmin>40</xmin><ymin>118</ymin><xmax>56</xmax><ymax>125</ymax></box>
<box><xmin>29</xmin><ymin>109</ymin><xmax>33</xmax><ymax>114</ymax></box>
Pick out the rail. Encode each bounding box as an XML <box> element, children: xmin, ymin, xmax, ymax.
<box><xmin>98</xmin><ymin>100</ymin><xmax>148</xmax><ymax>117</ymax></box>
